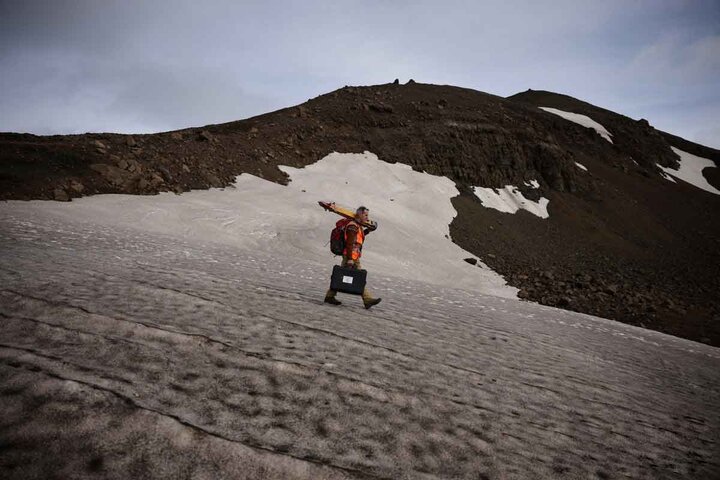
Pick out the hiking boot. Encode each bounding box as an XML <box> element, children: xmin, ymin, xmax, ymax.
<box><xmin>364</xmin><ymin>298</ymin><xmax>382</xmax><ymax>309</ymax></box>
<box><xmin>324</xmin><ymin>297</ymin><xmax>342</xmax><ymax>306</ymax></box>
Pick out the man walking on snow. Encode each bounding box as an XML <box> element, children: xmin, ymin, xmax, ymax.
<box><xmin>324</xmin><ymin>206</ymin><xmax>382</xmax><ymax>309</ymax></box>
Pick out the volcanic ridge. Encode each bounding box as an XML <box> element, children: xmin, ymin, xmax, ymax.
<box><xmin>1</xmin><ymin>81</ymin><xmax>719</xmax><ymax>345</ymax></box>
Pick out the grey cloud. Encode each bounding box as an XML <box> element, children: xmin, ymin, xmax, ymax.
<box><xmin>1</xmin><ymin>0</ymin><xmax>718</xmax><ymax>147</ymax></box>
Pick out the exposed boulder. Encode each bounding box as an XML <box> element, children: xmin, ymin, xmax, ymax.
<box><xmin>116</xmin><ymin>158</ymin><xmax>142</xmax><ymax>173</ymax></box>
<box><xmin>90</xmin><ymin>163</ymin><xmax>129</xmax><ymax>187</ymax></box>
<box><xmin>368</xmin><ymin>103</ymin><xmax>394</xmax><ymax>113</ymax></box>
<box><xmin>198</xmin><ymin>130</ymin><xmax>214</xmax><ymax>142</ymax></box>
<box><xmin>53</xmin><ymin>188</ymin><xmax>69</xmax><ymax>201</ymax></box>
<box><xmin>68</xmin><ymin>180</ymin><xmax>85</xmax><ymax>193</ymax></box>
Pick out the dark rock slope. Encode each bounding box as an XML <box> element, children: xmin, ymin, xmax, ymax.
<box><xmin>1</xmin><ymin>81</ymin><xmax>718</xmax><ymax>345</ymax></box>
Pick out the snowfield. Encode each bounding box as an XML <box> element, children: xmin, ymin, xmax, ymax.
<box><xmin>657</xmin><ymin>147</ymin><xmax>720</xmax><ymax>195</ymax></box>
<box><xmin>473</xmin><ymin>182</ymin><xmax>550</xmax><ymax>219</ymax></box>
<box><xmin>5</xmin><ymin>152</ymin><xmax>514</xmax><ymax>298</ymax></box>
<box><xmin>1</xmin><ymin>153</ymin><xmax>719</xmax><ymax>479</ymax></box>
<box><xmin>539</xmin><ymin>107</ymin><xmax>614</xmax><ymax>143</ymax></box>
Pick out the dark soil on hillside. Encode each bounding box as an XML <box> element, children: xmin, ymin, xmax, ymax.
<box><xmin>2</xmin><ymin>81</ymin><xmax>719</xmax><ymax>346</ymax></box>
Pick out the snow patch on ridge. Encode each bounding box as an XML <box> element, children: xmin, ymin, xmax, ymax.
<box><xmin>0</xmin><ymin>152</ymin><xmax>517</xmax><ymax>298</ymax></box>
<box><xmin>540</xmin><ymin>107</ymin><xmax>613</xmax><ymax>143</ymax></box>
<box><xmin>659</xmin><ymin>171</ymin><xmax>676</xmax><ymax>183</ymax></box>
<box><xmin>656</xmin><ymin>147</ymin><xmax>720</xmax><ymax>195</ymax></box>
<box><xmin>473</xmin><ymin>184</ymin><xmax>549</xmax><ymax>219</ymax></box>
<box><xmin>575</xmin><ymin>162</ymin><xmax>588</xmax><ymax>172</ymax></box>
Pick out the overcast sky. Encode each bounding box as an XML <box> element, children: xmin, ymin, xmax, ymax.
<box><xmin>1</xmin><ymin>0</ymin><xmax>719</xmax><ymax>148</ymax></box>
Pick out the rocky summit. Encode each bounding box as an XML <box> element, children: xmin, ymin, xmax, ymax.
<box><xmin>1</xmin><ymin>81</ymin><xmax>719</xmax><ymax>345</ymax></box>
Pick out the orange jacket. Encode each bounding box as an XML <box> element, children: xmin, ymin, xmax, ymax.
<box><xmin>344</xmin><ymin>221</ymin><xmax>365</xmax><ymax>261</ymax></box>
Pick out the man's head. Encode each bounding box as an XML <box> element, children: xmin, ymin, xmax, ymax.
<box><xmin>355</xmin><ymin>206</ymin><xmax>369</xmax><ymax>223</ymax></box>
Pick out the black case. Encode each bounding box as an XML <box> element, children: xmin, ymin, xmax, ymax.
<box><xmin>330</xmin><ymin>266</ymin><xmax>367</xmax><ymax>295</ymax></box>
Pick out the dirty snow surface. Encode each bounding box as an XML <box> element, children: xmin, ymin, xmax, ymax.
<box><xmin>4</xmin><ymin>152</ymin><xmax>514</xmax><ymax>299</ymax></box>
<box><xmin>2</xmin><ymin>160</ymin><xmax>720</xmax><ymax>479</ymax></box>
<box><xmin>540</xmin><ymin>107</ymin><xmax>614</xmax><ymax>143</ymax></box>
<box><xmin>657</xmin><ymin>147</ymin><xmax>720</xmax><ymax>195</ymax></box>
